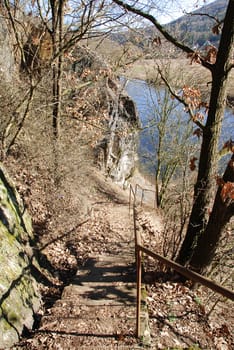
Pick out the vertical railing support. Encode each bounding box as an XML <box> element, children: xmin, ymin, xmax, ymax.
<box><xmin>136</xmin><ymin>245</ymin><xmax>142</xmax><ymax>338</ymax></box>
<box><xmin>135</xmin><ymin>184</ymin><xmax>138</xmax><ymax>204</ymax></box>
<box><xmin>140</xmin><ymin>190</ymin><xmax>144</xmax><ymax>207</ymax></box>
<box><xmin>133</xmin><ymin>205</ymin><xmax>137</xmax><ymax>261</ymax></box>
<box><xmin>129</xmin><ymin>182</ymin><xmax>234</xmax><ymax>341</ymax></box>
<box><xmin>129</xmin><ymin>185</ymin><xmax>132</xmax><ymax>215</ymax></box>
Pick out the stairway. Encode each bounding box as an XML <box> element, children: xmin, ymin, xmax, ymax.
<box><xmin>34</xmin><ymin>202</ymin><xmax>147</xmax><ymax>349</ymax></box>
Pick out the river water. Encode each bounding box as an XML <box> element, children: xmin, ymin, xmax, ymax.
<box><xmin>121</xmin><ymin>78</ymin><xmax>234</xmax><ymax>174</ymax></box>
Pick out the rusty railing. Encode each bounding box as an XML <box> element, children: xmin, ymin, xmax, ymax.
<box><xmin>129</xmin><ymin>184</ymin><xmax>234</xmax><ymax>338</ymax></box>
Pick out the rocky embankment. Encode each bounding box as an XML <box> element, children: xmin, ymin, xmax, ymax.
<box><xmin>0</xmin><ymin>165</ymin><xmax>41</xmax><ymax>348</ymax></box>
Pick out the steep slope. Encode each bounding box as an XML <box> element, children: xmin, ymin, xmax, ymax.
<box><xmin>0</xmin><ymin>165</ymin><xmax>41</xmax><ymax>348</ymax></box>
<box><xmin>166</xmin><ymin>0</ymin><xmax>229</xmax><ymax>47</ymax></box>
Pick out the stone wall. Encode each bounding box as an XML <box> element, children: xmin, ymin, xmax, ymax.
<box><xmin>103</xmin><ymin>78</ymin><xmax>139</xmax><ymax>186</ymax></box>
<box><xmin>0</xmin><ymin>164</ymin><xmax>41</xmax><ymax>349</ymax></box>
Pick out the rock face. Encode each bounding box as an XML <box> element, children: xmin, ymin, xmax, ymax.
<box><xmin>0</xmin><ymin>164</ymin><xmax>41</xmax><ymax>349</ymax></box>
<box><xmin>0</xmin><ymin>16</ymin><xmax>15</xmax><ymax>81</ymax></box>
<box><xmin>98</xmin><ymin>78</ymin><xmax>139</xmax><ymax>187</ymax></box>
<box><xmin>72</xmin><ymin>46</ymin><xmax>139</xmax><ymax>186</ymax></box>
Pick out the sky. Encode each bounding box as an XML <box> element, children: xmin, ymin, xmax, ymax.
<box><xmin>157</xmin><ymin>0</ymin><xmax>216</xmax><ymax>24</ymax></box>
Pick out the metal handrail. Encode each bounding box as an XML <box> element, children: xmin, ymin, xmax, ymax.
<box><xmin>129</xmin><ymin>184</ymin><xmax>234</xmax><ymax>338</ymax></box>
<box><xmin>129</xmin><ymin>183</ymin><xmax>157</xmax><ymax>210</ymax></box>
<box><xmin>129</xmin><ymin>184</ymin><xmax>136</xmax><ymax>214</ymax></box>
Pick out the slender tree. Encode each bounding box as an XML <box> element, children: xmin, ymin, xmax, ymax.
<box><xmin>1</xmin><ymin>1</ymin><xmax>120</xmax><ymax>146</ymax></box>
<box><xmin>190</xmin><ymin>153</ymin><xmax>234</xmax><ymax>271</ymax></box>
<box><xmin>138</xmin><ymin>80</ymin><xmax>194</xmax><ymax>208</ymax></box>
<box><xmin>50</xmin><ymin>0</ymin><xmax>65</xmax><ymax>139</ymax></box>
<box><xmin>177</xmin><ymin>0</ymin><xmax>234</xmax><ymax>269</ymax></box>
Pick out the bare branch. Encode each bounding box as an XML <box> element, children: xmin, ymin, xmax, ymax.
<box><xmin>185</xmin><ymin>11</ymin><xmax>224</xmax><ymax>26</ymax></box>
<box><xmin>112</xmin><ymin>0</ymin><xmax>214</xmax><ymax>72</ymax></box>
<box><xmin>156</xmin><ymin>65</ymin><xmax>205</xmax><ymax>131</ymax></box>
<box><xmin>3</xmin><ymin>0</ymin><xmax>27</xmax><ymax>69</ymax></box>
<box><xmin>71</xmin><ymin>116</ymin><xmax>107</xmax><ymax>131</ymax></box>
<box><xmin>228</xmin><ymin>63</ymin><xmax>234</xmax><ymax>72</ymax></box>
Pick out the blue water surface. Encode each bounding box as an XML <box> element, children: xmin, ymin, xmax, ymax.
<box><xmin>121</xmin><ymin>77</ymin><xmax>234</xmax><ymax>174</ymax></box>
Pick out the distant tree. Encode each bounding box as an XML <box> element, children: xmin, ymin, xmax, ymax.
<box><xmin>1</xmin><ymin>1</ymin><xmax>119</xmax><ymax>163</ymax></box>
<box><xmin>34</xmin><ymin>0</ymin><xmax>111</xmax><ymax>138</ymax></box>
<box><xmin>113</xmin><ymin>0</ymin><xmax>234</xmax><ymax>273</ymax></box>
<box><xmin>137</xmin><ymin>77</ymin><xmax>194</xmax><ymax>208</ymax></box>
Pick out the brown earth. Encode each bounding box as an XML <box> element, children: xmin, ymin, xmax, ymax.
<box><xmin>7</xmin><ymin>161</ymin><xmax>232</xmax><ymax>350</ymax></box>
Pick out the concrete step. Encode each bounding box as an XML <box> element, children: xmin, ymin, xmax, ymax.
<box><xmin>35</xmin><ymin>333</ymin><xmax>140</xmax><ymax>349</ymax></box>
<box><xmin>40</xmin><ymin>315</ymin><xmax>136</xmax><ymax>332</ymax></box>
<box><xmin>46</xmin><ymin>303</ymin><xmax>136</xmax><ymax>318</ymax></box>
<box><xmin>62</xmin><ymin>283</ymin><xmax>136</xmax><ymax>305</ymax></box>
<box><xmin>60</xmin><ymin>254</ymin><xmax>137</xmax><ymax>306</ymax></box>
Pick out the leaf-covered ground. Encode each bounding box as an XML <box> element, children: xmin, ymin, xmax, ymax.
<box><xmin>7</xmin><ymin>158</ymin><xmax>234</xmax><ymax>350</ymax></box>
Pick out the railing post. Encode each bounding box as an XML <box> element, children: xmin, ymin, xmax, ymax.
<box><xmin>129</xmin><ymin>181</ymin><xmax>234</xmax><ymax>342</ymax></box>
<box><xmin>136</xmin><ymin>245</ymin><xmax>142</xmax><ymax>338</ymax></box>
<box><xmin>129</xmin><ymin>186</ymin><xmax>132</xmax><ymax>215</ymax></box>
<box><xmin>141</xmin><ymin>189</ymin><xmax>144</xmax><ymax>207</ymax></box>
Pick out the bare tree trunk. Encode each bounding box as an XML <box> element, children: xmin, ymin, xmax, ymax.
<box><xmin>51</xmin><ymin>0</ymin><xmax>64</xmax><ymax>139</ymax></box>
<box><xmin>50</xmin><ymin>0</ymin><xmax>65</xmax><ymax>185</ymax></box>
<box><xmin>176</xmin><ymin>1</ymin><xmax>234</xmax><ymax>266</ymax></box>
<box><xmin>190</xmin><ymin>154</ymin><xmax>234</xmax><ymax>273</ymax></box>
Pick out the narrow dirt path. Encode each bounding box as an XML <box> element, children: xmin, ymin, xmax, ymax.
<box><xmin>13</xmin><ymin>168</ymin><xmax>234</xmax><ymax>350</ymax></box>
<box><xmin>22</xmin><ymin>179</ymin><xmax>144</xmax><ymax>349</ymax></box>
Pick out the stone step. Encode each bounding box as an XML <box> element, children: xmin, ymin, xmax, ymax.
<box><xmin>40</xmin><ymin>315</ymin><xmax>136</xmax><ymax>334</ymax></box>
<box><xmin>74</xmin><ymin>256</ymin><xmax>136</xmax><ymax>278</ymax></box>
<box><xmin>78</xmin><ymin>254</ymin><xmax>135</xmax><ymax>264</ymax></box>
<box><xmin>47</xmin><ymin>302</ymin><xmax>136</xmax><ymax>318</ymax></box>
<box><xmin>72</xmin><ymin>271</ymin><xmax>136</xmax><ymax>284</ymax></box>
<box><xmin>62</xmin><ymin>280</ymin><xmax>136</xmax><ymax>302</ymax></box>
<box><xmin>35</xmin><ymin>333</ymin><xmax>140</xmax><ymax>349</ymax></box>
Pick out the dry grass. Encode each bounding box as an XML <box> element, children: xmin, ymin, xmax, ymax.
<box><xmin>120</xmin><ymin>58</ymin><xmax>234</xmax><ymax>97</ymax></box>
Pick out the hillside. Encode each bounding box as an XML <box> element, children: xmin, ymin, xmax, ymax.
<box><xmin>166</xmin><ymin>0</ymin><xmax>229</xmax><ymax>48</ymax></box>
<box><xmin>103</xmin><ymin>0</ymin><xmax>229</xmax><ymax>59</ymax></box>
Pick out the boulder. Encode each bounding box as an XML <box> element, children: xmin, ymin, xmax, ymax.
<box><xmin>0</xmin><ymin>164</ymin><xmax>41</xmax><ymax>349</ymax></box>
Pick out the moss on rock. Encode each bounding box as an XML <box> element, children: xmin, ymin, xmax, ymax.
<box><xmin>0</xmin><ymin>163</ymin><xmax>41</xmax><ymax>348</ymax></box>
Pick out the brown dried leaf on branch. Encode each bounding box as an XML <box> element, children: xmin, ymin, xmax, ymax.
<box><xmin>187</xmin><ymin>52</ymin><xmax>201</xmax><ymax>64</ymax></box>
<box><xmin>220</xmin><ymin>181</ymin><xmax>234</xmax><ymax>203</ymax></box>
<box><xmin>212</xmin><ymin>23</ymin><xmax>221</xmax><ymax>35</ymax></box>
<box><xmin>204</xmin><ymin>45</ymin><xmax>217</xmax><ymax>64</ymax></box>
<box><xmin>193</xmin><ymin>112</ymin><xmax>205</xmax><ymax>122</ymax></box>
<box><xmin>152</xmin><ymin>36</ymin><xmax>162</xmax><ymax>46</ymax></box>
<box><xmin>222</xmin><ymin>139</ymin><xmax>234</xmax><ymax>153</ymax></box>
<box><xmin>182</xmin><ymin>85</ymin><xmax>202</xmax><ymax>111</ymax></box>
<box><xmin>193</xmin><ymin>128</ymin><xmax>203</xmax><ymax>139</ymax></box>
<box><xmin>189</xmin><ymin>157</ymin><xmax>198</xmax><ymax>171</ymax></box>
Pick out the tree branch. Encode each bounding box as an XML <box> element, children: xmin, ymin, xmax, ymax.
<box><xmin>157</xmin><ymin>66</ymin><xmax>205</xmax><ymax>131</ymax></box>
<box><xmin>112</xmin><ymin>0</ymin><xmax>214</xmax><ymax>72</ymax></box>
<box><xmin>228</xmin><ymin>63</ymin><xmax>234</xmax><ymax>72</ymax></box>
<box><xmin>185</xmin><ymin>11</ymin><xmax>224</xmax><ymax>26</ymax></box>
<box><xmin>3</xmin><ymin>0</ymin><xmax>27</xmax><ymax>69</ymax></box>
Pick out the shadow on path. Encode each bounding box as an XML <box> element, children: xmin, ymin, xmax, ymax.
<box><xmin>71</xmin><ymin>257</ymin><xmax>136</xmax><ymax>305</ymax></box>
